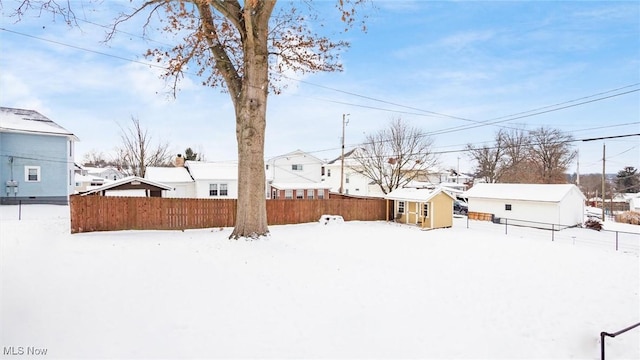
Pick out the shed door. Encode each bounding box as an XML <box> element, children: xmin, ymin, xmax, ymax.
<box><xmin>409</xmin><ymin>202</ymin><xmax>421</xmax><ymax>224</ymax></box>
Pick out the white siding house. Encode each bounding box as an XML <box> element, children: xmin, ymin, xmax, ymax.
<box><xmin>322</xmin><ymin>148</ymin><xmax>385</xmax><ymax>198</ymax></box>
<box><xmin>145</xmin><ymin>166</ymin><xmax>195</xmax><ymax>198</ymax></box>
<box><xmin>463</xmin><ymin>183</ymin><xmax>586</xmax><ymax>228</ymax></box>
<box><xmin>185</xmin><ymin>161</ymin><xmax>238</xmax><ymax>199</ymax></box>
<box><xmin>266</xmin><ymin>150</ymin><xmax>327</xmax><ymax>199</ymax></box>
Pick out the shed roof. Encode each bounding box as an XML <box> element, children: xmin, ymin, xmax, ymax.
<box><xmin>145</xmin><ymin>166</ymin><xmax>194</xmax><ymax>183</ymax></box>
<box><xmin>0</xmin><ymin>107</ymin><xmax>78</xmax><ymax>140</ymax></box>
<box><xmin>385</xmin><ymin>187</ymin><xmax>456</xmax><ymax>202</ymax></box>
<box><xmin>81</xmin><ymin>176</ymin><xmax>172</xmax><ymax>195</ymax></box>
<box><xmin>463</xmin><ymin>183</ymin><xmax>585</xmax><ymax>202</ymax></box>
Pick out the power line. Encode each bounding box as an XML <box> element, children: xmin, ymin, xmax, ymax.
<box><xmin>3</xmin><ymin>26</ymin><xmax>637</xmax><ymax>139</ymax></box>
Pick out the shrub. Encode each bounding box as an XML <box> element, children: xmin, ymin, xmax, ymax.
<box><xmin>615</xmin><ymin>211</ymin><xmax>640</xmax><ymax>225</ymax></box>
<box><xmin>585</xmin><ymin>218</ymin><xmax>603</xmax><ymax>231</ymax></box>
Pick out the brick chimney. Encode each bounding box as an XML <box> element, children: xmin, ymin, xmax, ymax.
<box><xmin>174</xmin><ymin>154</ymin><xmax>185</xmax><ymax>167</ymax></box>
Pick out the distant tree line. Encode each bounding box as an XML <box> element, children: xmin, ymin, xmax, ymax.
<box><xmin>466</xmin><ymin>127</ymin><xmax>576</xmax><ymax>184</ymax></box>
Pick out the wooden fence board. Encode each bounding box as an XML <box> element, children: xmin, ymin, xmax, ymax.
<box><xmin>70</xmin><ymin>195</ymin><xmax>387</xmax><ymax>233</ymax></box>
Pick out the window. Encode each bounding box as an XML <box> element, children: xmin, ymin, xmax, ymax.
<box><xmin>423</xmin><ymin>203</ymin><xmax>429</xmax><ymax>217</ymax></box>
<box><xmin>317</xmin><ymin>190</ymin><xmax>325</xmax><ymax>199</ymax></box>
<box><xmin>292</xmin><ymin>164</ymin><xmax>303</xmax><ymax>171</ymax></box>
<box><xmin>69</xmin><ymin>140</ymin><xmax>73</xmax><ymax>157</ymax></box>
<box><xmin>307</xmin><ymin>190</ymin><xmax>314</xmax><ymax>199</ymax></box>
<box><xmin>210</xmin><ymin>183</ymin><xmax>228</xmax><ymax>197</ymax></box>
<box><xmin>296</xmin><ymin>189</ymin><xmax>304</xmax><ymax>199</ymax></box>
<box><xmin>327</xmin><ymin>169</ymin><xmax>331</xmax><ymax>177</ymax></box>
<box><xmin>398</xmin><ymin>201</ymin><xmax>405</xmax><ymax>214</ymax></box>
<box><xmin>25</xmin><ymin>166</ymin><xmax>40</xmax><ymax>182</ymax></box>
<box><xmin>345</xmin><ymin>175</ymin><xmax>350</xmax><ymax>184</ymax></box>
<box><xmin>321</xmin><ymin>166</ymin><xmax>325</xmax><ymax>176</ymax></box>
<box><xmin>505</xmin><ymin>204</ymin><xmax>512</xmax><ymax>211</ymax></box>
<box><xmin>284</xmin><ymin>189</ymin><xmax>293</xmax><ymax>199</ymax></box>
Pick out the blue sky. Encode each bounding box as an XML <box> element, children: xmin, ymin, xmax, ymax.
<box><xmin>1</xmin><ymin>1</ymin><xmax>638</xmax><ymax>175</ymax></box>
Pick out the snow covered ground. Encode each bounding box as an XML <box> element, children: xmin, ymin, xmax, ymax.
<box><xmin>1</xmin><ymin>205</ymin><xmax>639</xmax><ymax>359</ymax></box>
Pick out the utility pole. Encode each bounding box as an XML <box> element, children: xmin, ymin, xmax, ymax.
<box><xmin>457</xmin><ymin>157</ymin><xmax>460</xmax><ymax>184</ymax></box>
<box><xmin>340</xmin><ymin>113</ymin><xmax>350</xmax><ymax>194</ymax></box>
<box><xmin>602</xmin><ymin>143</ymin><xmax>606</xmax><ymax>222</ymax></box>
<box><xmin>576</xmin><ymin>150</ymin><xmax>580</xmax><ymax>186</ymax></box>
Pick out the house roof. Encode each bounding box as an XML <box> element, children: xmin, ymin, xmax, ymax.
<box><xmin>385</xmin><ymin>187</ymin><xmax>456</xmax><ymax>202</ymax></box>
<box><xmin>327</xmin><ymin>148</ymin><xmax>359</xmax><ymax>164</ymax></box>
<box><xmin>0</xmin><ymin>107</ymin><xmax>78</xmax><ymax>140</ymax></box>
<box><xmin>268</xmin><ymin>149</ymin><xmax>325</xmax><ymax>164</ymax></box>
<box><xmin>145</xmin><ymin>166</ymin><xmax>194</xmax><ymax>183</ymax></box>
<box><xmin>463</xmin><ymin>183</ymin><xmax>585</xmax><ymax>202</ymax></box>
<box><xmin>270</xmin><ymin>182</ymin><xmax>332</xmax><ymax>190</ymax></box>
<box><xmin>185</xmin><ymin>161</ymin><xmax>237</xmax><ymax>180</ymax></box>
<box><xmin>81</xmin><ymin>176</ymin><xmax>172</xmax><ymax>195</ymax></box>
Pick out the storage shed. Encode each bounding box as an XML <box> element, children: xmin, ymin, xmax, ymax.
<box><xmin>81</xmin><ymin>176</ymin><xmax>172</xmax><ymax>197</ymax></box>
<box><xmin>385</xmin><ymin>187</ymin><xmax>455</xmax><ymax>229</ymax></box>
<box><xmin>463</xmin><ymin>183</ymin><xmax>586</xmax><ymax>228</ymax></box>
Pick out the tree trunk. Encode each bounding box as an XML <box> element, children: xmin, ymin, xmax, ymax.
<box><xmin>230</xmin><ymin>92</ymin><xmax>269</xmax><ymax>239</ymax></box>
<box><xmin>229</xmin><ymin>8</ymin><xmax>271</xmax><ymax>240</ymax></box>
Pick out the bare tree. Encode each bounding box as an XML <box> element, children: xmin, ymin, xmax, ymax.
<box><xmin>115</xmin><ymin>117</ymin><xmax>173</xmax><ymax>178</ymax></box>
<box><xmin>351</xmin><ymin>118</ymin><xmax>438</xmax><ymax>194</ymax></box>
<box><xmin>528</xmin><ymin>127</ymin><xmax>577</xmax><ymax>184</ymax></box>
<box><xmin>10</xmin><ymin>0</ymin><xmax>366</xmax><ymax>239</ymax></box>
<box><xmin>465</xmin><ymin>131</ymin><xmax>507</xmax><ymax>183</ymax></box>
<box><xmin>81</xmin><ymin>150</ymin><xmax>110</xmax><ymax>168</ymax></box>
<box><xmin>467</xmin><ymin>127</ymin><xmax>575</xmax><ymax>184</ymax></box>
<box><xmin>500</xmin><ymin>128</ymin><xmax>531</xmax><ymax>183</ymax></box>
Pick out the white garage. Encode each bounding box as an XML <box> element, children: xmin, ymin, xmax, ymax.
<box><xmin>463</xmin><ymin>183</ymin><xmax>586</xmax><ymax>229</ymax></box>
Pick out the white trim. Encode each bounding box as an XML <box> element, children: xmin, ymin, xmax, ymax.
<box><xmin>24</xmin><ymin>166</ymin><xmax>41</xmax><ymax>182</ymax></box>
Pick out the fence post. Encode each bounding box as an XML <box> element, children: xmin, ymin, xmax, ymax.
<box><xmin>615</xmin><ymin>231</ymin><xmax>619</xmax><ymax>251</ymax></box>
<box><xmin>552</xmin><ymin>224</ymin><xmax>555</xmax><ymax>241</ymax></box>
<box><xmin>466</xmin><ymin>215</ymin><xmax>469</xmax><ymax>229</ymax></box>
<box><xmin>505</xmin><ymin>218</ymin><xmax>508</xmax><ymax>235</ymax></box>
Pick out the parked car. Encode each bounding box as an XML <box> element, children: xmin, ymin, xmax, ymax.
<box><xmin>454</xmin><ymin>200</ymin><xmax>468</xmax><ymax>215</ymax></box>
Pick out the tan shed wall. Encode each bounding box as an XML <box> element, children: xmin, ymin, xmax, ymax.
<box><xmin>429</xmin><ymin>192</ymin><xmax>454</xmax><ymax>229</ymax></box>
<box><xmin>395</xmin><ymin>192</ymin><xmax>454</xmax><ymax>229</ymax></box>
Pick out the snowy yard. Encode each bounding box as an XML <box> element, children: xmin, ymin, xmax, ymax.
<box><xmin>1</xmin><ymin>205</ymin><xmax>639</xmax><ymax>359</ymax></box>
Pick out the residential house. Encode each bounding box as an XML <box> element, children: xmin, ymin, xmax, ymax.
<box><xmin>322</xmin><ymin>148</ymin><xmax>385</xmax><ymax>198</ymax></box>
<box><xmin>385</xmin><ymin>187</ymin><xmax>456</xmax><ymax>229</ymax></box>
<box><xmin>83</xmin><ymin>166</ymin><xmax>126</xmax><ymax>181</ymax></box>
<box><xmin>74</xmin><ymin>173</ymin><xmax>108</xmax><ymax>193</ymax></box>
<box><xmin>423</xmin><ymin>167</ymin><xmax>472</xmax><ymax>190</ymax></box>
<box><xmin>81</xmin><ymin>176</ymin><xmax>172</xmax><ymax>197</ymax></box>
<box><xmin>270</xmin><ymin>182</ymin><xmax>331</xmax><ymax>200</ymax></box>
<box><xmin>145</xmin><ymin>166</ymin><xmax>196</xmax><ymax>198</ymax></box>
<box><xmin>0</xmin><ymin>107</ymin><xmax>78</xmax><ymax>205</ymax></box>
<box><xmin>463</xmin><ymin>183</ymin><xmax>586</xmax><ymax>229</ymax></box>
<box><xmin>185</xmin><ymin>160</ymin><xmax>238</xmax><ymax>199</ymax></box>
<box><xmin>266</xmin><ymin>150</ymin><xmax>329</xmax><ymax>199</ymax></box>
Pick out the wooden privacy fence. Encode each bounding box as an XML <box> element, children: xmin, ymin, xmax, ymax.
<box><xmin>70</xmin><ymin>195</ymin><xmax>388</xmax><ymax>233</ymax></box>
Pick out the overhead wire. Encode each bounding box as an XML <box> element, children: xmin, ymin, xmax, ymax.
<box><xmin>1</xmin><ymin>16</ymin><xmax>639</xmax><ymax>167</ymax></box>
